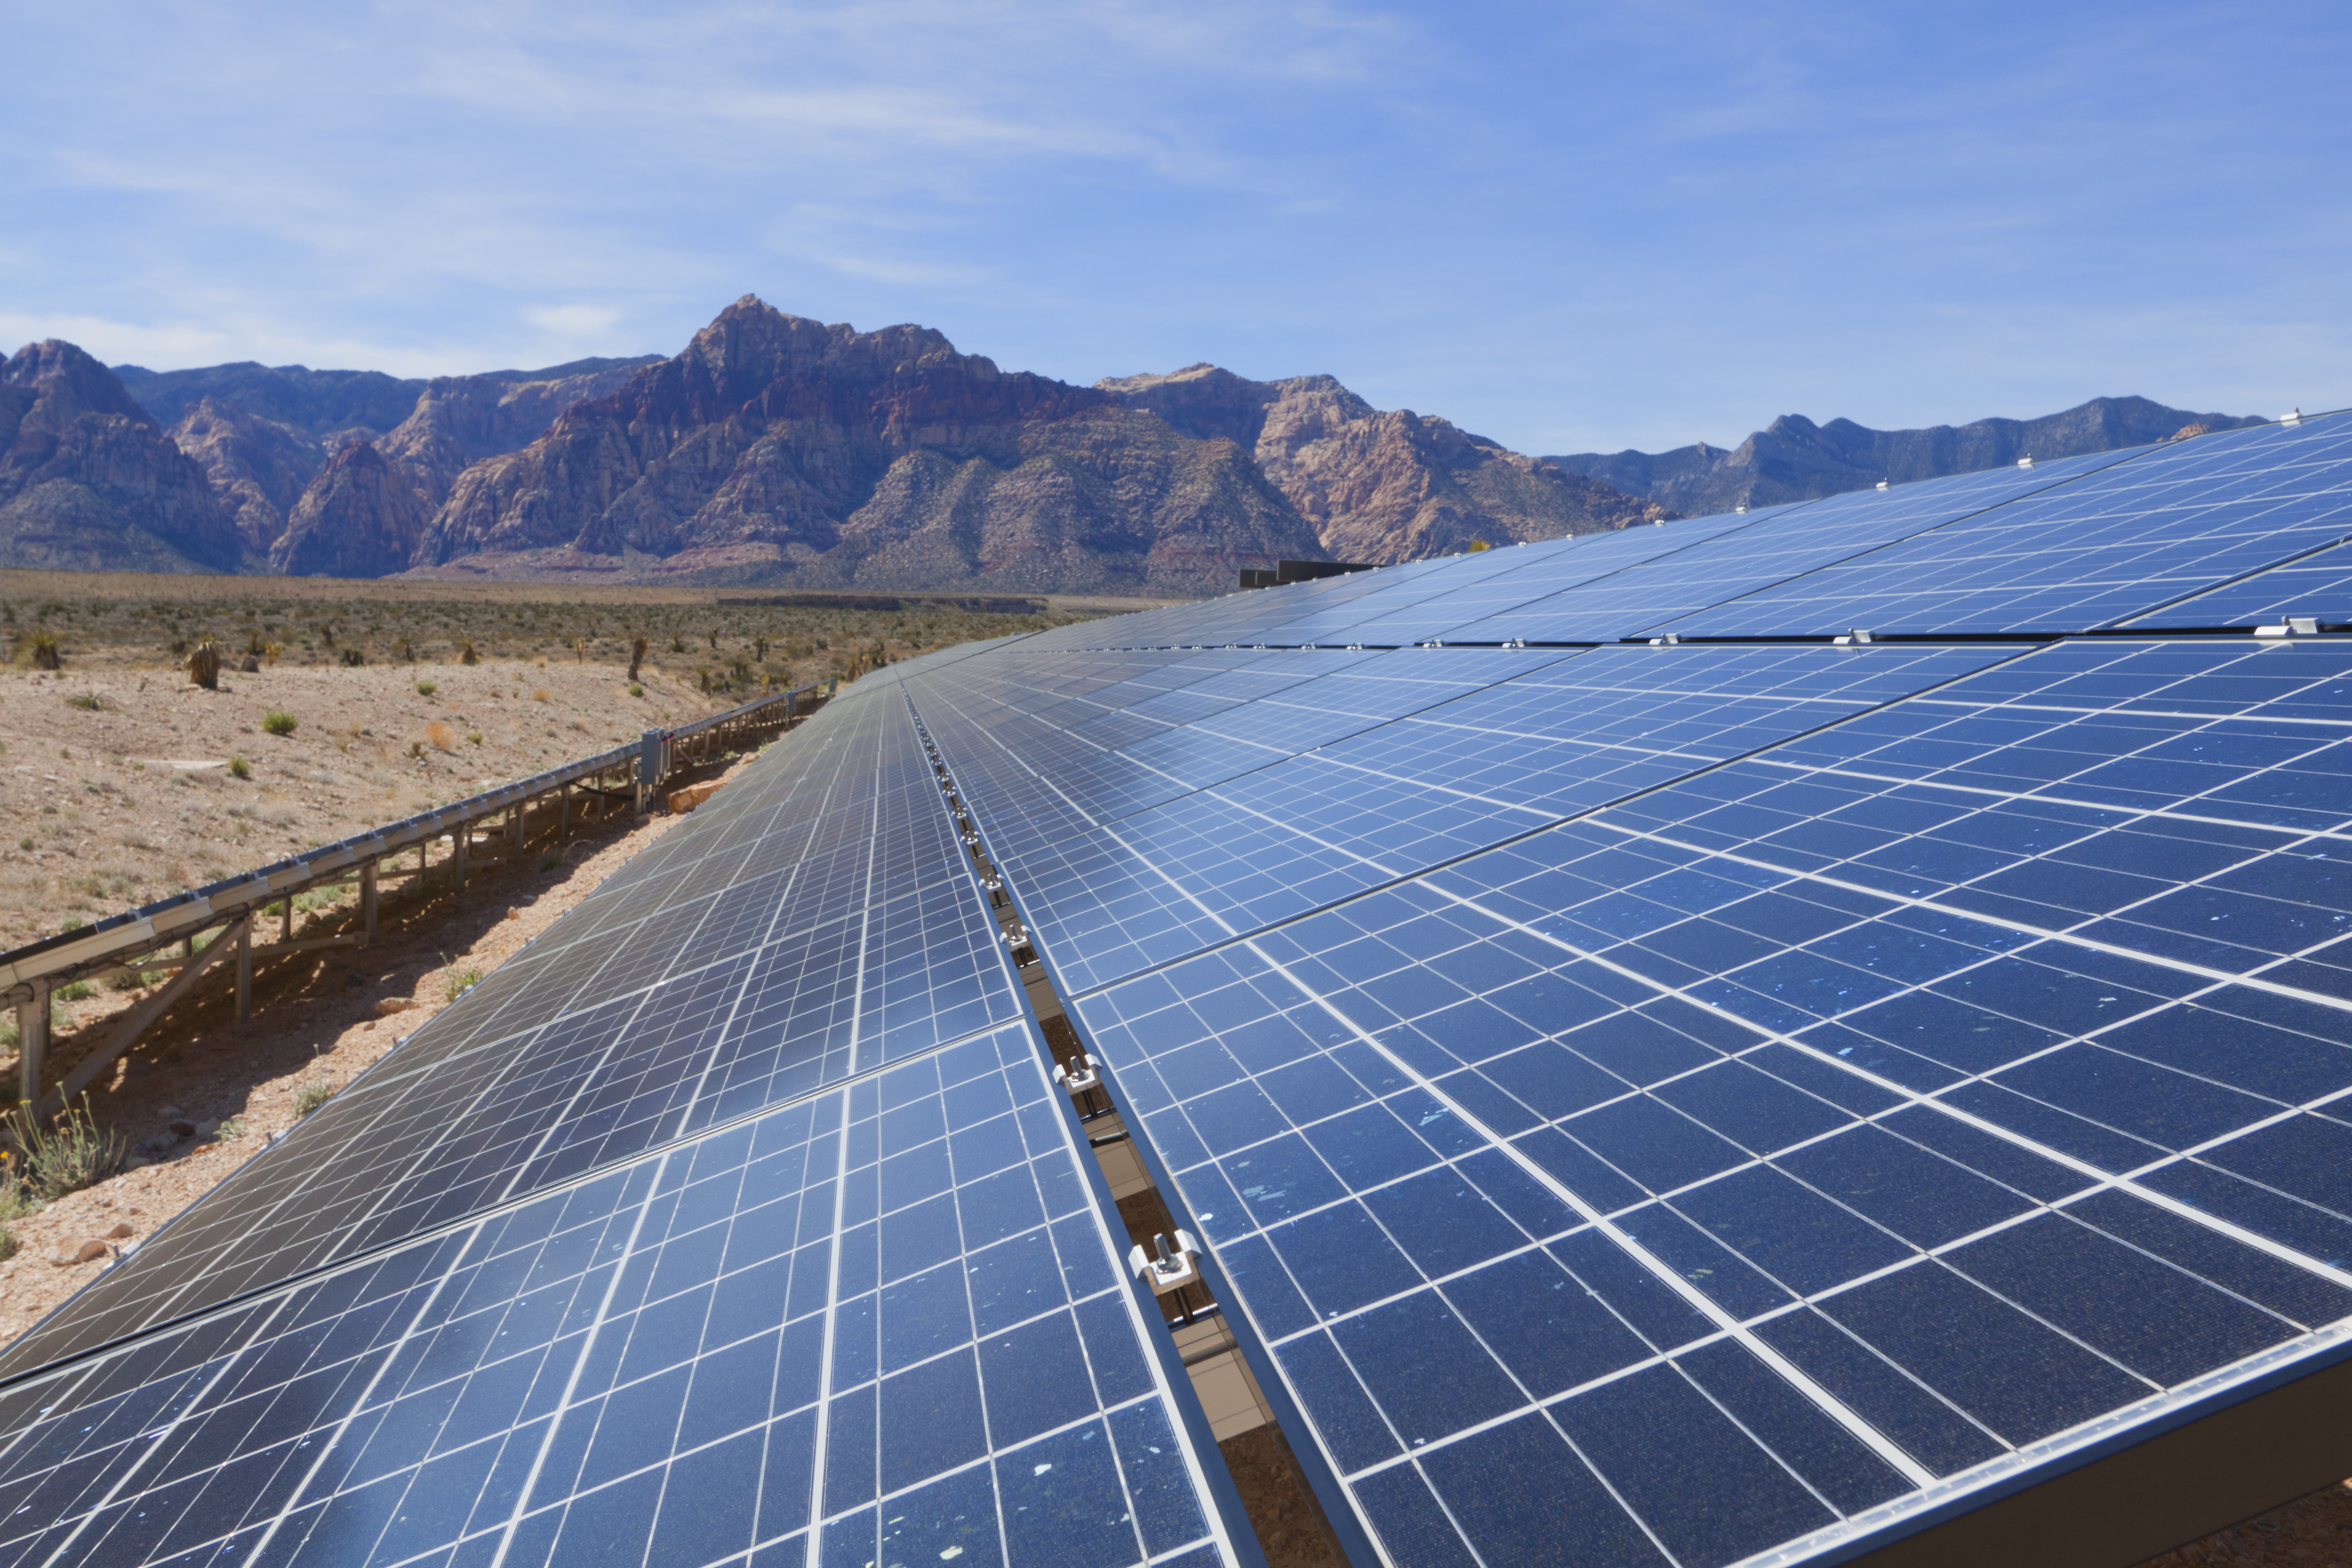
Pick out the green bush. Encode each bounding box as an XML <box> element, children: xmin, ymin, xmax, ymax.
<box><xmin>443</xmin><ymin>966</ymin><xmax>484</xmax><ymax>1003</ymax></box>
<box><xmin>629</xmin><ymin>684</ymin><xmax>645</xmax><ymax>698</ymax></box>
<box><xmin>228</xmin><ymin>755</ymin><xmax>252</xmax><ymax>779</ymax></box>
<box><xmin>56</xmin><ymin>979</ymin><xmax>95</xmax><ymax>1002</ymax></box>
<box><xmin>261</xmin><ymin>711</ymin><xmax>298</xmax><ymax>736</ymax></box>
<box><xmin>415</xmin><ymin>679</ymin><xmax>437</xmax><ymax>697</ymax></box>
<box><xmin>295</xmin><ymin>1080</ymin><xmax>333</xmax><ymax>1117</ymax></box>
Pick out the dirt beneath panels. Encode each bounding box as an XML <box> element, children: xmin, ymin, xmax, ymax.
<box><xmin>0</xmin><ymin>748</ymin><xmax>763</xmax><ymax>1348</ymax></box>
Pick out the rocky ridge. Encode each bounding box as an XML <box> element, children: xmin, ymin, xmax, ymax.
<box><xmin>1549</xmin><ymin>395</ymin><xmax>2267</xmax><ymax>515</ymax></box>
<box><xmin>0</xmin><ymin>342</ymin><xmax>247</xmax><ymax>574</ymax></box>
<box><xmin>1100</xmin><ymin>363</ymin><xmax>1664</xmax><ymax>562</ymax></box>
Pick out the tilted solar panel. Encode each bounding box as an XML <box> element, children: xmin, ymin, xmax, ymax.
<box><xmin>7</xmin><ymin>412</ymin><xmax>2352</xmax><ymax>1568</ymax></box>
<box><xmin>0</xmin><ymin>1026</ymin><xmax>1246</xmax><ymax>1568</ymax></box>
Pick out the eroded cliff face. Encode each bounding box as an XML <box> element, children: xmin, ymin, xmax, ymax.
<box><xmin>412</xmin><ymin>298</ymin><xmax>1320</xmax><ymax>594</ymax></box>
<box><xmin>167</xmin><ymin>397</ymin><xmax>325</xmax><ymax>554</ymax></box>
<box><xmin>270</xmin><ymin>441</ymin><xmax>433</xmax><ymax>578</ymax></box>
<box><xmin>1100</xmin><ymin>362</ymin><xmax>1664</xmax><ymax>564</ymax></box>
<box><xmin>0</xmin><ymin>342</ymin><xmax>245</xmax><ymax>573</ymax></box>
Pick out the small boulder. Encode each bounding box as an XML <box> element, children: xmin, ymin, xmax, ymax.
<box><xmin>105</xmin><ymin>1222</ymin><xmax>135</xmax><ymax>1239</ymax></box>
<box><xmin>168</xmin><ymin>1120</ymin><xmax>196</xmax><ymax>1139</ymax></box>
<box><xmin>52</xmin><ymin>1240</ymin><xmax>109</xmax><ymax>1266</ymax></box>
<box><xmin>374</xmin><ymin>996</ymin><xmax>415</xmax><ymax>1017</ymax></box>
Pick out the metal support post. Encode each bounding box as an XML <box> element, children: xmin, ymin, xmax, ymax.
<box><xmin>16</xmin><ymin>980</ymin><xmax>48</xmax><ymax>1108</ymax></box>
<box><xmin>360</xmin><ymin>859</ymin><xmax>378</xmax><ymax>945</ymax></box>
<box><xmin>511</xmin><ymin>801</ymin><xmax>523</xmax><ymax>854</ymax></box>
<box><xmin>236</xmin><ymin>925</ymin><xmax>252</xmax><ymax>1023</ymax></box>
<box><xmin>282</xmin><ymin>894</ymin><xmax>294</xmax><ymax>944</ymax></box>
<box><xmin>455</xmin><ymin>823</ymin><xmax>468</xmax><ymax>893</ymax></box>
<box><xmin>560</xmin><ymin>783</ymin><xmax>571</xmax><ymax>841</ymax></box>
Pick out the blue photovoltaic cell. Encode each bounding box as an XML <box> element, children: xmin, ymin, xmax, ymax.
<box><xmin>915</xmin><ymin>642</ymin><xmax>2024</xmax><ymax>997</ymax></box>
<box><xmin>1437</xmin><ymin>450</ymin><xmax>2137</xmax><ymax>647</ymax></box>
<box><xmin>1065</xmin><ymin>636</ymin><xmax>2352</xmax><ymax>1567</ymax></box>
<box><xmin>2126</xmin><ymin>536</ymin><xmax>2352</xmax><ymax>630</ymax></box>
<box><xmin>0</xmin><ymin>681</ymin><xmax>1025</xmax><ymax>1379</ymax></box>
<box><xmin>1653</xmin><ymin>413</ymin><xmax>2352</xmax><ymax>638</ymax></box>
<box><xmin>0</xmin><ymin>1026</ymin><xmax>1240</xmax><ymax>1568</ymax></box>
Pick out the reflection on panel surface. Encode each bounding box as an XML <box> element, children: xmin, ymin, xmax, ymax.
<box><xmin>1053</xmin><ymin>635</ymin><xmax>2352</xmax><ymax>1567</ymax></box>
<box><xmin>0</xmin><ymin>1028</ymin><xmax>1236</xmax><ymax>1568</ymax></box>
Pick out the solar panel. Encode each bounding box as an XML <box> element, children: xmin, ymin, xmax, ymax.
<box><xmin>0</xmin><ymin>683</ymin><xmax>1025</xmax><ymax>1378</ymax></box>
<box><xmin>8</xmin><ymin>414</ymin><xmax>2352</xmax><ymax>1568</ymax></box>
<box><xmin>1065</xmin><ymin>635</ymin><xmax>2352</xmax><ymax>1567</ymax></box>
<box><xmin>0</xmin><ymin>1025</ymin><xmax>1246</xmax><ymax>1568</ymax></box>
<box><xmin>1666</xmin><ymin>412</ymin><xmax>2352</xmax><ymax>638</ymax></box>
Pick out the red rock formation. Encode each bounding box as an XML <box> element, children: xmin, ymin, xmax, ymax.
<box><xmin>1099</xmin><ymin>363</ymin><xmax>1663</xmax><ymax>563</ymax></box>
<box><xmin>167</xmin><ymin>397</ymin><xmax>325</xmax><ymax>554</ymax></box>
<box><xmin>0</xmin><ymin>342</ymin><xmax>245</xmax><ymax>573</ymax></box>
<box><xmin>270</xmin><ymin>441</ymin><xmax>433</xmax><ymax>577</ymax></box>
<box><xmin>416</xmin><ymin>298</ymin><xmax>1319</xmax><ymax>595</ymax></box>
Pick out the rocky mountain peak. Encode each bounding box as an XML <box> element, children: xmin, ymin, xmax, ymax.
<box><xmin>1100</xmin><ymin>361</ymin><xmax>1659</xmax><ymax>562</ymax></box>
<box><xmin>0</xmin><ymin>341</ymin><xmax>244</xmax><ymax>573</ymax></box>
<box><xmin>3</xmin><ymin>340</ymin><xmax>158</xmax><ymax>429</ymax></box>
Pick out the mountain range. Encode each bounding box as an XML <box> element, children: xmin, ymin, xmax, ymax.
<box><xmin>0</xmin><ymin>296</ymin><xmax>2263</xmax><ymax>594</ymax></box>
<box><xmin>1547</xmin><ymin>396</ymin><xmax>2264</xmax><ymax>516</ymax></box>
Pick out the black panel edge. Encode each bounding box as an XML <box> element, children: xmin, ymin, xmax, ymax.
<box><xmin>1823</xmin><ymin>1334</ymin><xmax>2352</xmax><ymax>1568</ymax></box>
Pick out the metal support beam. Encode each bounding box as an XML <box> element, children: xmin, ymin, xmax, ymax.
<box><xmin>41</xmin><ymin>916</ymin><xmax>248</xmax><ymax>1117</ymax></box>
<box><xmin>560</xmin><ymin>783</ymin><xmax>570</xmax><ymax>842</ymax></box>
<box><xmin>16</xmin><ymin>978</ymin><xmax>48</xmax><ymax>1108</ymax></box>
<box><xmin>361</xmin><ymin>859</ymin><xmax>378</xmax><ymax>945</ymax></box>
<box><xmin>236</xmin><ymin>925</ymin><xmax>251</xmax><ymax>1023</ymax></box>
<box><xmin>454</xmin><ymin>824</ymin><xmax>468</xmax><ymax>894</ymax></box>
<box><xmin>281</xmin><ymin>894</ymin><xmax>294</xmax><ymax>944</ymax></box>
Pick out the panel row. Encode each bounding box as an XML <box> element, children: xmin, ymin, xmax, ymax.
<box><xmin>0</xmin><ymin>1026</ymin><xmax>1243</xmax><ymax>1568</ymax></box>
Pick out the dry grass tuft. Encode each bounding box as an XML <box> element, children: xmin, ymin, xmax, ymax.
<box><xmin>424</xmin><ymin>721</ymin><xmax>456</xmax><ymax>751</ymax></box>
<box><xmin>532</xmin><ymin>688</ymin><xmax>551</xmax><ymax>703</ymax></box>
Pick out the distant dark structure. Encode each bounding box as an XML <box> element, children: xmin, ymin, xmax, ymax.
<box><xmin>1239</xmin><ymin>558</ymin><xmax>1376</xmax><ymax>589</ymax></box>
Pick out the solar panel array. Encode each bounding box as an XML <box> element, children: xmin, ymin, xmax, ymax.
<box><xmin>4</xmin><ymin>408</ymin><xmax>2351</xmax><ymax>1568</ymax></box>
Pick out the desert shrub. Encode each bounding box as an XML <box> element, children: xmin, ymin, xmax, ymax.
<box><xmin>4</xmin><ymin>1097</ymin><xmax>126</xmax><ymax>1202</ymax></box>
<box><xmin>459</xmin><ymin>638</ymin><xmax>479</xmax><ymax>665</ymax></box>
<box><xmin>15</xmin><ymin>837</ymin><xmax>29</xmax><ymax>851</ymax></box>
<box><xmin>187</xmin><ymin>640</ymin><xmax>222</xmax><ymax>689</ymax></box>
<box><xmin>467</xmin><ymin>730</ymin><xmax>483</xmax><ymax>745</ymax></box>
<box><xmin>228</xmin><ymin>755</ymin><xmax>252</xmax><ymax>780</ymax></box>
<box><xmin>56</xmin><ymin>979</ymin><xmax>95</xmax><ymax>1002</ymax></box>
<box><xmin>538</xmin><ymin>849</ymin><xmax>563</xmax><ymax>872</ymax></box>
<box><xmin>532</xmin><ymin>688</ymin><xmax>550</xmax><ymax>703</ymax></box>
<box><xmin>629</xmin><ymin>684</ymin><xmax>644</xmax><ymax>698</ymax></box>
<box><xmin>295</xmin><ymin>1080</ymin><xmax>333</xmax><ymax>1117</ymax></box>
<box><xmin>425</xmin><ymin>721</ymin><xmax>455</xmax><ymax>750</ymax></box>
<box><xmin>443</xmin><ymin>966</ymin><xmax>483</xmax><ymax>1002</ymax></box>
<box><xmin>67</xmin><ymin>691</ymin><xmax>104</xmax><ymax>711</ymax></box>
<box><xmin>261</xmin><ymin>711</ymin><xmax>298</xmax><ymax>736</ymax></box>
<box><xmin>339</xmin><ymin>647</ymin><xmax>365</xmax><ymax>667</ymax></box>
<box><xmin>415</xmin><ymin>679</ymin><xmax>437</xmax><ymax>697</ymax></box>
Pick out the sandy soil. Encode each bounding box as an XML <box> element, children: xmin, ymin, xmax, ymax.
<box><xmin>0</xmin><ymin>657</ymin><xmax>721</xmax><ymax>948</ymax></box>
<box><xmin>0</xmin><ymin>745</ymin><xmax>763</xmax><ymax>1342</ymax></box>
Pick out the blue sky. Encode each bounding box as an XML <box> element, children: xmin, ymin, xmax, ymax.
<box><xmin>3</xmin><ymin>0</ymin><xmax>2346</xmax><ymax>454</ymax></box>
